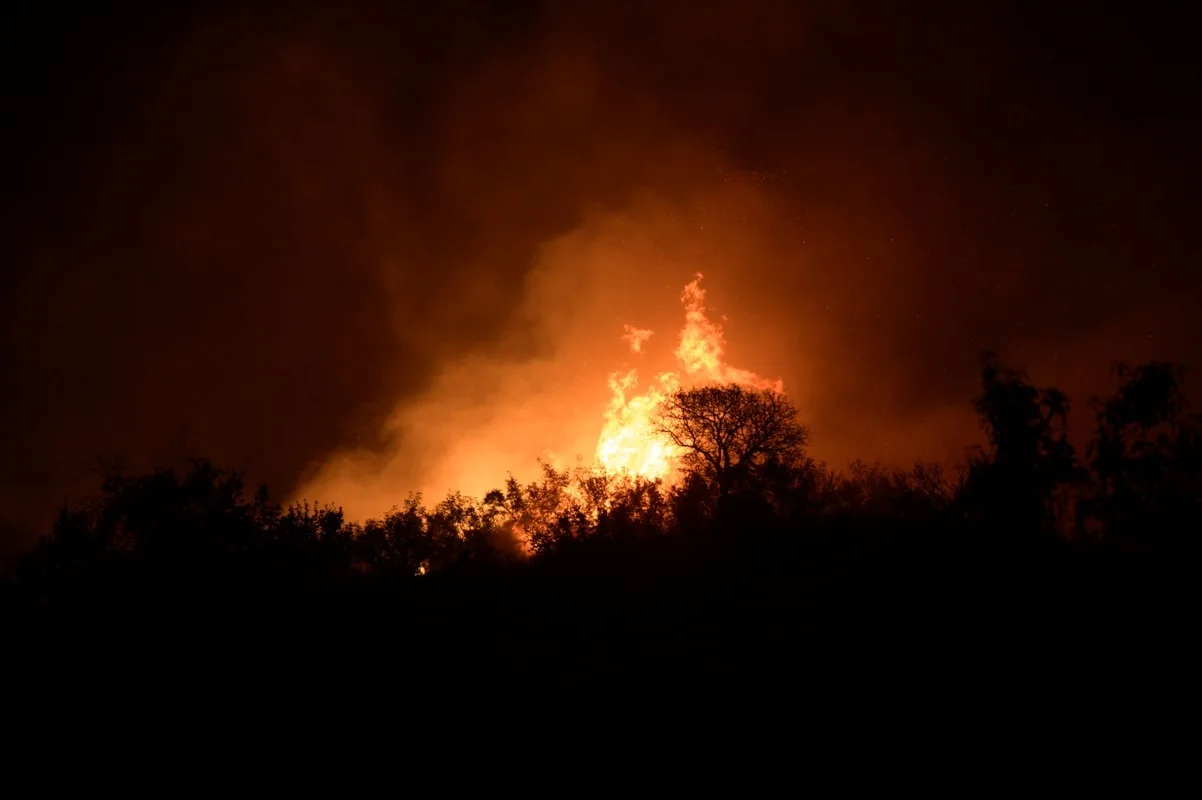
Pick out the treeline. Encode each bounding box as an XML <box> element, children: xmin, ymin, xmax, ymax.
<box><xmin>2</xmin><ymin>353</ymin><xmax>1199</xmax><ymax>611</ymax></box>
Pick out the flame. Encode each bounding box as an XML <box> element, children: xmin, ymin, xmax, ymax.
<box><xmin>595</xmin><ymin>368</ymin><xmax>680</xmax><ymax>479</ymax></box>
<box><xmin>594</xmin><ymin>273</ymin><xmax>782</xmax><ymax>480</ymax></box>
<box><xmin>676</xmin><ymin>276</ymin><xmax>784</xmax><ymax>392</ymax></box>
<box><xmin>621</xmin><ymin>324</ymin><xmax>654</xmax><ymax>354</ymax></box>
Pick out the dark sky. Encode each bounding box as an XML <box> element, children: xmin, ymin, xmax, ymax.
<box><xmin>2</xmin><ymin>0</ymin><xmax>1200</xmax><ymax>556</ymax></box>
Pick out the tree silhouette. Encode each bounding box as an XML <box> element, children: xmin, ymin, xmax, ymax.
<box><xmin>965</xmin><ymin>352</ymin><xmax>1082</xmax><ymax>535</ymax></box>
<box><xmin>4</xmin><ymin>351</ymin><xmax>1197</xmax><ymax>646</ymax></box>
<box><xmin>1083</xmin><ymin>361</ymin><xmax>1202</xmax><ymax>545</ymax></box>
<box><xmin>655</xmin><ymin>384</ymin><xmax>811</xmax><ymax>502</ymax></box>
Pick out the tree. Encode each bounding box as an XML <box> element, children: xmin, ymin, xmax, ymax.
<box><xmin>1082</xmin><ymin>361</ymin><xmax>1201</xmax><ymax>545</ymax></box>
<box><xmin>965</xmin><ymin>352</ymin><xmax>1082</xmax><ymax>535</ymax></box>
<box><xmin>655</xmin><ymin>384</ymin><xmax>811</xmax><ymax>501</ymax></box>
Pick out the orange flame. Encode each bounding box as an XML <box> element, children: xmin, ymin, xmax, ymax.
<box><xmin>621</xmin><ymin>324</ymin><xmax>654</xmax><ymax>354</ymax></box>
<box><xmin>594</xmin><ymin>273</ymin><xmax>782</xmax><ymax>481</ymax></box>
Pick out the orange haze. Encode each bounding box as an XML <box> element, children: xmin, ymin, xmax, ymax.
<box><xmin>3</xmin><ymin>2</ymin><xmax>1200</xmax><ymax>556</ymax></box>
<box><xmin>291</xmin><ymin>193</ymin><xmax>808</xmax><ymax>520</ymax></box>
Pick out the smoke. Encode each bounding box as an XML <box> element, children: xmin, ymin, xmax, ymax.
<box><xmin>2</xmin><ymin>1</ymin><xmax>1200</xmax><ymax>549</ymax></box>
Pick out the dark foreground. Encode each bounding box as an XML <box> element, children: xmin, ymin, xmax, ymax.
<box><xmin>6</xmin><ymin>520</ymin><xmax>1194</xmax><ymax>720</ymax></box>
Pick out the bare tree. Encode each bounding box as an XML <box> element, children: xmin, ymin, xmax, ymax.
<box><xmin>655</xmin><ymin>384</ymin><xmax>810</xmax><ymax>497</ymax></box>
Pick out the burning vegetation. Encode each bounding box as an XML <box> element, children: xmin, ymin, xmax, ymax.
<box><xmin>596</xmin><ymin>273</ymin><xmax>787</xmax><ymax>482</ymax></box>
<box><xmin>8</xmin><ymin>274</ymin><xmax>1201</xmax><ymax>592</ymax></box>
<box><xmin>10</xmin><ymin>351</ymin><xmax>1199</xmax><ymax>598</ymax></box>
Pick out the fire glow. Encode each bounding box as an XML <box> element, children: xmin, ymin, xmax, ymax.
<box><xmin>593</xmin><ymin>273</ymin><xmax>784</xmax><ymax>482</ymax></box>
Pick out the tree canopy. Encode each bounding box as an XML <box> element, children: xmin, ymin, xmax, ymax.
<box><xmin>4</xmin><ymin>354</ymin><xmax>1199</xmax><ymax>617</ymax></box>
<box><xmin>655</xmin><ymin>384</ymin><xmax>810</xmax><ymax>497</ymax></box>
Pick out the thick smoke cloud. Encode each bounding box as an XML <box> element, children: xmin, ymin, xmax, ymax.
<box><xmin>2</xmin><ymin>1</ymin><xmax>1199</xmax><ymax>551</ymax></box>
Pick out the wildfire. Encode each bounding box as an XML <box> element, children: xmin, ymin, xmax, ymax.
<box><xmin>621</xmin><ymin>324</ymin><xmax>654</xmax><ymax>354</ymax></box>
<box><xmin>594</xmin><ymin>274</ymin><xmax>783</xmax><ymax>481</ymax></box>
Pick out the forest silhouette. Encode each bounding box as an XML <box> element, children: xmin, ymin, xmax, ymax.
<box><xmin>4</xmin><ymin>352</ymin><xmax>1198</xmax><ymax>700</ymax></box>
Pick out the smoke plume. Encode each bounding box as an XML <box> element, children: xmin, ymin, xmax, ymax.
<box><xmin>2</xmin><ymin>1</ymin><xmax>1199</xmax><ymax>551</ymax></box>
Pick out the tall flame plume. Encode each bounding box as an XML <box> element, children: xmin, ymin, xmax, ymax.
<box><xmin>594</xmin><ymin>274</ymin><xmax>783</xmax><ymax>481</ymax></box>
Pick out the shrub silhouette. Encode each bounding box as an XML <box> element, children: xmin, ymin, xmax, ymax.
<box><xmin>3</xmin><ymin>357</ymin><xmax>1197</xmax><ymax>649</ymax></box>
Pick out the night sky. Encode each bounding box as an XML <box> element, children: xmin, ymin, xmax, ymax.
<box><xmin>2</xmin><ymin>1</ymin><xmax>1200</xmax><ymax>558</ymax></box>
